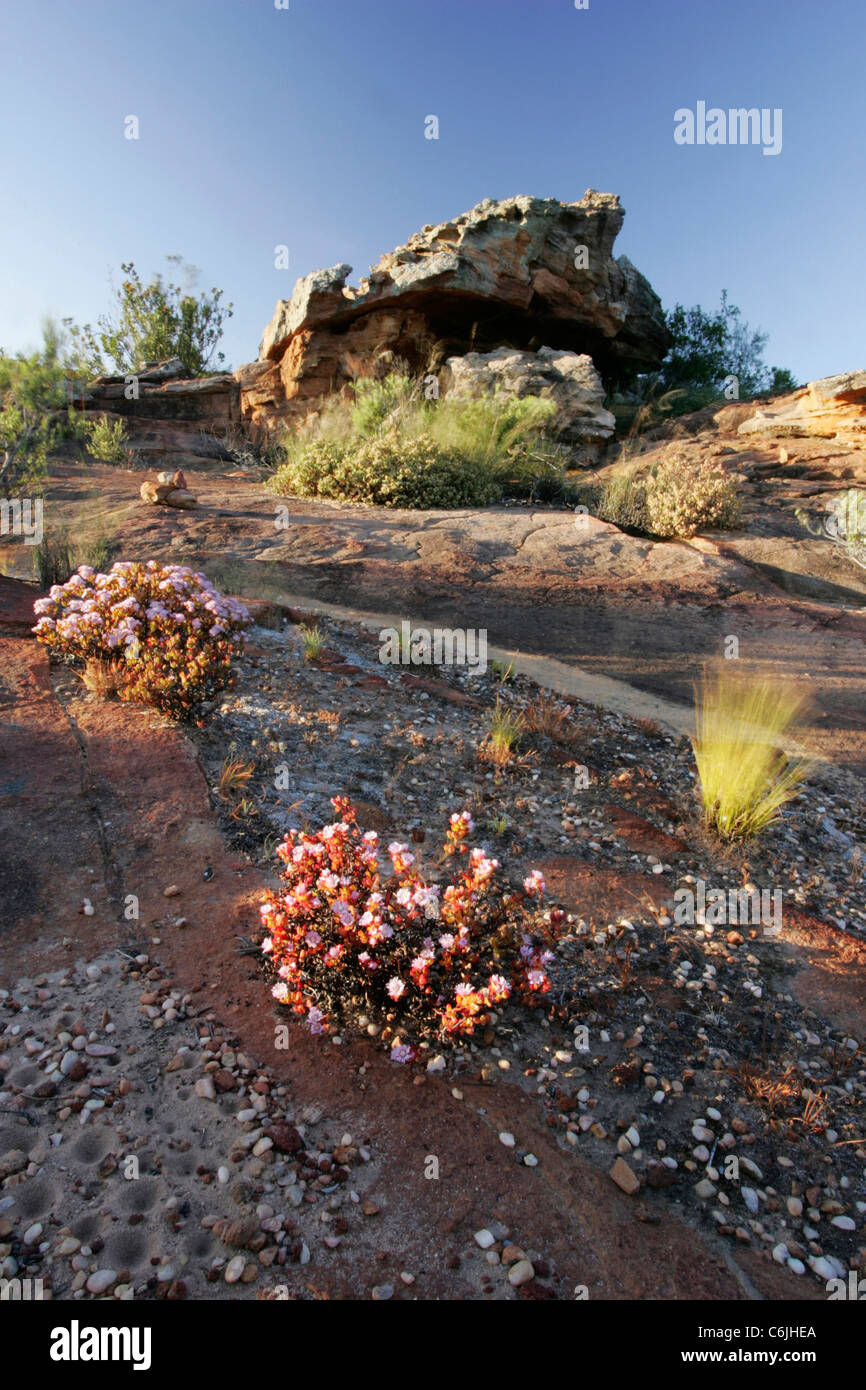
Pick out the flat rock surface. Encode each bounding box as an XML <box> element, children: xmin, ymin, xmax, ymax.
<box><xmin>7</xmin><ymin>432</ymin><xmax>865</xmax><ymax>774</ymax></box>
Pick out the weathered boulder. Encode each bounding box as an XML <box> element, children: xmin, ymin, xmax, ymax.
<box><xmin>738</xmin><ymin>371</ymin><xmax>866</xmax><ymax>443</ymax></box>
<box><xmin>239</xmin><ymin>191</ymin><xmax>669</xmax><ymax>432</ymax></box>
<box><xmin>81</xmin><ymin>366</ymin><xmax>239</xmax><ymax>423</ymax></box>
<box><xmin>136</xmin><ymin>358</ymin><xmax>188</xmax><ymax>383</ymax></box>
<box><xmin>157</xmin><ymin>469</ymin><xmax>188</xmax><ymax>490</ymax></box>
<box><xmin>140</xmin><ymin>479</ymin><xmax>197</xmax><ymax>509</ymax></box>
<box><xmin>445</xmin><ymin>346</ymin><xmax>616</xmax><ymax>462</ymax></box>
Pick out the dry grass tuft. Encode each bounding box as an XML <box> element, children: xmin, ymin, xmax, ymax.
<box><xmin>215</xmin><ymin>756</ymin><xmax>256</xmax><ymax>802</ymax></box>
<box><xmin>80</xmin><ymin>658</ymin><xmax>127</xmax><ymax>699</ymax></box>
<box><xmin>523</xmin><ymin>693</ymin><xmax>572</xmax><ymax>745</ymax></box>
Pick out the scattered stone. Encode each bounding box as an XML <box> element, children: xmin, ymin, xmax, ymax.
<box><xmin>507</xmin><ymin>1259</ymin><xmax>535</xmax><ymax>1287</ymax></box>
<box><xmin>86</xmin><ymin>1269</ymin><xmax>117</xmax><ymax>1296</ymax></box>
<box><xmin>610</xmin><ymin>1158</ymin><xmax>640</xmax><ymax>1196</ymax></box>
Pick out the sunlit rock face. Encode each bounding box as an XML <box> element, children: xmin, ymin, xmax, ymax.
<box><xmin>738</xmin><ymin>371</ymin><xmax>866</xmax><ymax>444</ymax></box>
<box><xmin>238</xmin><ymin>191</ymin><xmax>669</xmax><ymax>433</ymax></box>
<box><xmin>445</xmin><ymin>346</ymin><xmax>616</xmax><ymax>463</ymax></box>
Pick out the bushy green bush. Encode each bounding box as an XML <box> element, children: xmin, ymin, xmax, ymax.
<box><xmin>593</xmin><ymin>465</ymin><xmax>651</xmax><ymax>533</ymax></box>
<box><xmin>660</xmin><ymin>291</ymin><xmax>796</xmax><ymax>397</ymax></box>
<box><xmin>84</xmin><ymin>415</ymin><xmax>133</xmax><ymax>465</ymax></box>
<box><xmin>429</xmin><ymin>393</ymin><xmax>555</xmax><ymax>465</ymax></box>
<box><xmin>270</xmin><ymin>431</ymin><xmax>502</xmax><ymax>509</ymax></box>
<box><xmin>272</xmin><ymin>373</ymin><xmax>563</xmax><ymax>509</ymax></box>
<box><xmin>351</xmin><ymin>373</ymin><xmax>417</xmax><ymax>437</ymax></box>
<box><xmin>69</xmin><ymin>258</ymin><xmax>232</xmax><ymax>376</ymax></box>
<box><xmin>0</xmin><ymin>323</ymin><xmax>70</xmax><ymax>496</ymax></box>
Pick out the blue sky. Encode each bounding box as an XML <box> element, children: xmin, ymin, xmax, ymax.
<box><xmin>0</xmin><ymin>0</ymin><xmax>863</xmax><ymax>382</ymax></box>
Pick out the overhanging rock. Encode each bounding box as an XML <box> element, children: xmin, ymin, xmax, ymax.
<box><xmin>237</xmin><ymin>191</ymin><xmax>669</xmax><ymax>433</ymax></box>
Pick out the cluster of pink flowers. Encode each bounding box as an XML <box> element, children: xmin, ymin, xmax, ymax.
<box><xmin>259</xmin><ymin>798</ymin><xmax>564</xmax><ymax>1060</ymax></box>
<box><xmin>32</xmin><ymin>561</ymin><xmax>250</xmax><ymax>717</ymax></box>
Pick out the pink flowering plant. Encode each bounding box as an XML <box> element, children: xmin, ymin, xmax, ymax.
<box><xmin>32</xmin><ymin>561</ymin><xmax>250</xmax><ymax>718</ymax></box>
<box><xmin>259</xmin><ymin>799</ymin><xmax>564</xmax><ymax>1061</ymax></box>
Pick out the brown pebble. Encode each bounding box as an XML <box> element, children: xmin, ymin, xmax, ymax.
<box><xmin>610</xmin><ymin>1157</ymin><xmax>640</xmax><ymax>1196</ymax></box>
<box><xmin>267</xmin><ymin>1123</ymin><xmax>303</xmax><ymax>1154</ymax></box>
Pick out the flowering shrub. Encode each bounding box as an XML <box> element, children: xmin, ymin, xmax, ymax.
<box><xmin>645</xmin><ymin>453</ymin><xmax>741</xmax><ymax>538</ymax></box>
<box><xmin>259</xmin><ymin>800</ymin><xmax>564</xmax><ymax>1060</ymax></box>
<box><xmin>32</xmin><ymin>561</ymin><xmax>250</xmax><ymax>717</ymax></box>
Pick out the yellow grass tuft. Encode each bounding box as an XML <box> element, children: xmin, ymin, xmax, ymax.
<box><xmin>692</xmin><ymin>672</ymin><xmax>812</xmax><ymax>840</ymax></box>
<box><xmin>299</xmin><ymin>623</ymin><xmax>325</xmax><ymax>661</ymax></box>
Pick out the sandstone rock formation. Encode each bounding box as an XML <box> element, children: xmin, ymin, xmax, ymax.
<box><xmin>78</xmin><ymin>362</ymin><xmax>241</xmax><ymax>470</ymax></box>
<box><xmin>737</xmin><ymin>371</ymin><xmax>866</xmax><ymax>443</ymax></box>
<box><xmin>445</xmin><ymin>346</ymin><xmax>616</xmax><ymax>461</ymax></box>
<box><xmin>81</xmin><ymin>360</ymin><xmax>239</xmax><ymax>422</ymax></box>
<box><xmin>237</xmin><ymin>192</ymin><xmax>669</xmax><ymax>434</ymax></box>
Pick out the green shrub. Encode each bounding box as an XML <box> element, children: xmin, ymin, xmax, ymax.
<box><xmin>69</xmin><ymin>258</ymin><xmax>233</xmax><ymax>376</ymax></box>
<box><xmin>351</xmin><ymin>373</ymin><xmax>417</xmax><ymax>436</ymax></box>
<box><xmin>427</xmin><ymin>393</ymin><xmax>555</xmax><ymax>466</ymax></box>
<box><xmin>660</xmin><ymin>291</ymin><xmax>796</xmax><ymax>397</ymax></box>
<box><xmin>85</xmin><ymin>415</ymin><xmax>133</xmax><ymax>466</ymax></box>
<box><xmin>272</xmin><ymin>373</ymin><xmax>561</xmax><ymax>510</ymax></box>
<box><xmin>270</xmin><ymin>431</ymin><xmax>502</xmax><ymax>509</ymax></box>
<box><xmin>32</xmin><ymin>531</ymin><xmax>76</xmax><ymax>588</ymax></box>
<box><xmin>299</xmin><ymin>623</ymin><xmax>326</xmax><ymax>660</ymax></box>
<box><xmin>594</xmin><ymin>464</ymin><xmax>651</xmax><ymax>533</ymax></box>
<box><xmin>482</xmin><ymin>698</ymin><xmax>526</xmax><ymax>766</ymax></box>
<box><xmin>0</xmin><ymin>322</ymin><xmax>70</xmax><ymax>496</ymax></box>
